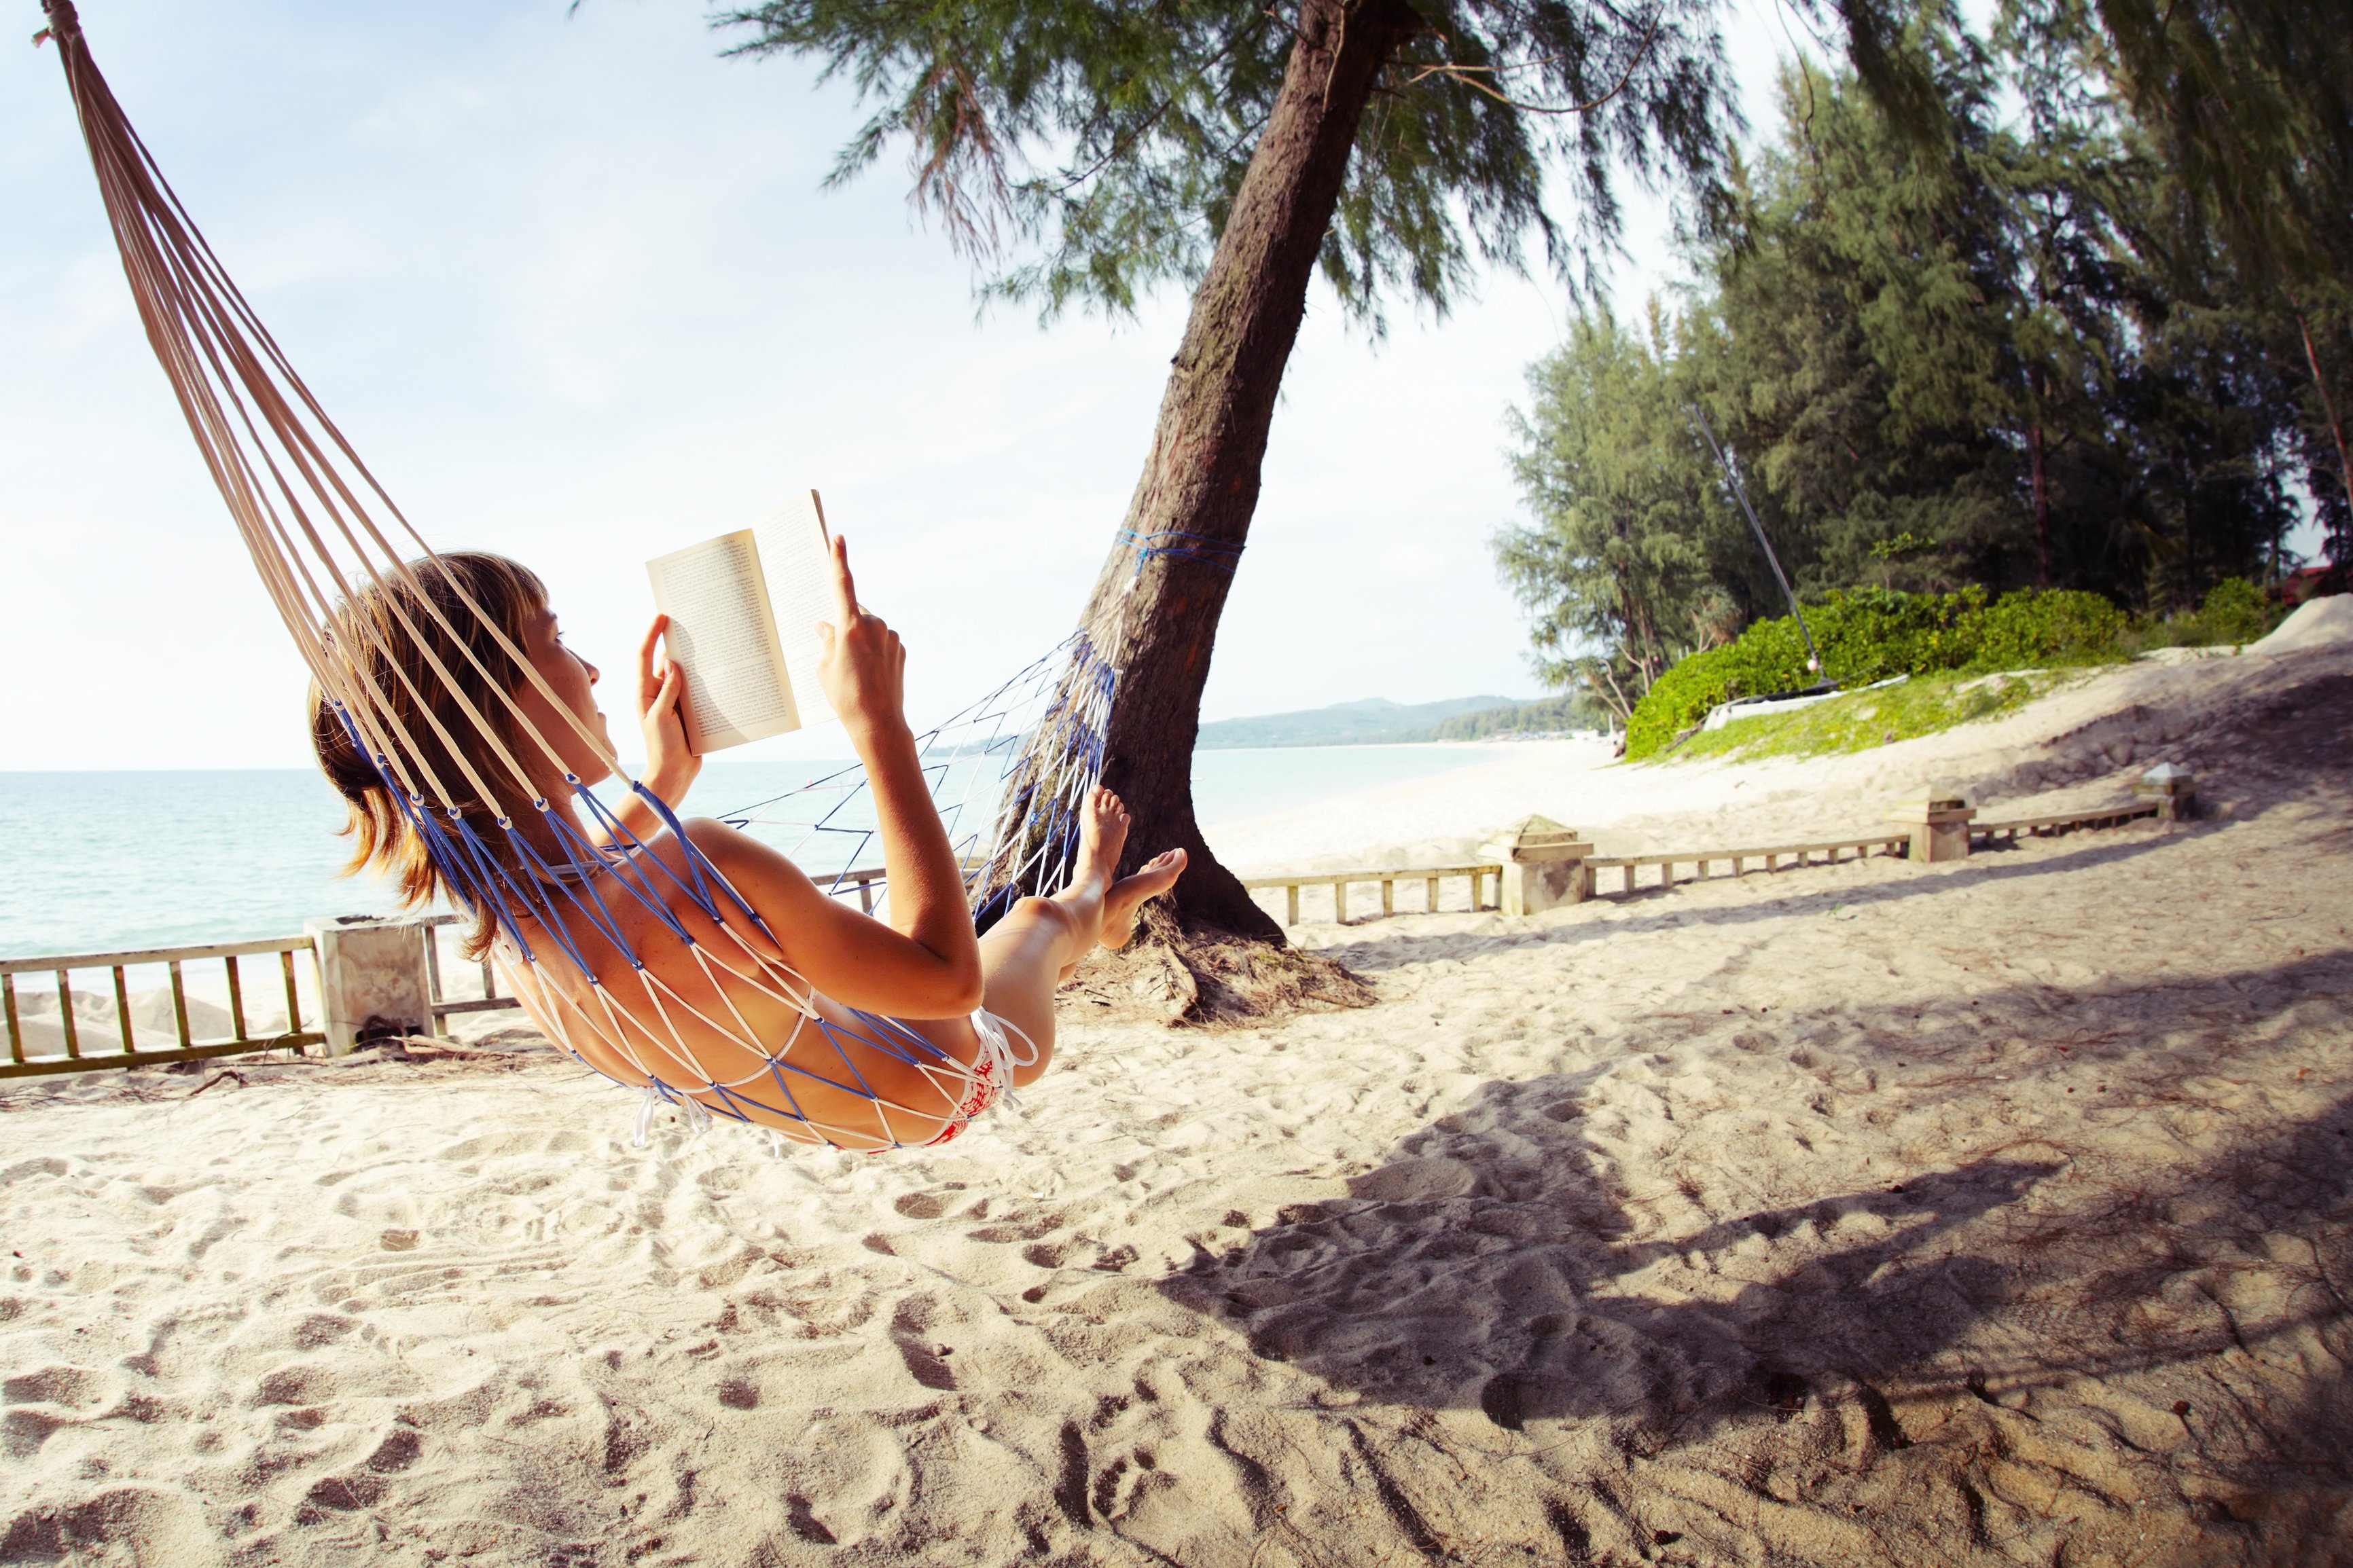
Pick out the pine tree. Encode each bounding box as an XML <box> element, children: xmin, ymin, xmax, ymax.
<box><xmin>721</xmin><ymin>0</ymin><xmax>1741</xmax><ymax>967</ymax></box>
<box><xmin>2000</xmin><ymin>0</ymin><xmax>2353</xmax><ymax>558</ymax></box>
<box><xmin>1498</xmin><ymin>304</ymin><xmax>1748</xmax><ymax>719</ymax></box>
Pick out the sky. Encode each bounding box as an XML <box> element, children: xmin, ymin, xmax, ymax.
<box><xmin>1</xmin><ymin>0</ymin><xmax>1794</xmax><ymax>771</ymax></box>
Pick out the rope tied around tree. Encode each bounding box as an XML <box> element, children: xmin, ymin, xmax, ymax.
<box><xmin>1117</xmin><ymin>528</ymin><xmax>1247</xmax><ymax>578</ymax></box>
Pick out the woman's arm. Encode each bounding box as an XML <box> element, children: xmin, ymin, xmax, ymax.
<box><xmin>666</xmin><ymin>536</ymin><xmax>982</xmax><ymax>1017</ymax></box>
<box><xmin>601</xmin><ymin>614</ymin><xmax>702</xmax><ymax>847</ymax></box>
<box><xmin>808</xmin><ymin>535</ymin><xmax>984</xmax><ymax>1005</ymax></box>
<box><xmin>683</xmin><ymin>817</ymin><xmax>983</xmax><ymax>1018</ymax></box>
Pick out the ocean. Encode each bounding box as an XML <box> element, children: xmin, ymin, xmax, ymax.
<box><xmin>0</xmin><ymin>746</ymin><xmax>1496</xmax><ymax>959</ymax></box>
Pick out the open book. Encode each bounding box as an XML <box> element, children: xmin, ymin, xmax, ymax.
<box><xmin>644</xmin><ymin>491</ymin><xmax>837</xmax><ymax>754</ymax></box>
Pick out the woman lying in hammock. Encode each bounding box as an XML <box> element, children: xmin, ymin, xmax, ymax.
<box><xmin>311</xmin><ymin>539</ymin><xmax>1185</xmax><ymax>1152</ymax></box>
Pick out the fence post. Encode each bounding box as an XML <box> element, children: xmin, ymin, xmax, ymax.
<box><xmin>304</xmin><ymin>915</ymin><xmax>434</xmax><ymax>1055</ymax></box>
<box><xmin>2135</xmin><ymin>762</ymin><xmax>2198</xmax><ymax>820</ymax></box>
<box><xmin>1886</xmin><ymin>788</ymin><xmax>1977</xmax><ymax>862</ymax></box>
<box><xmin>1477</xmin><ymin>816</ymin><xmax>1596</xmax><ymax>915</ymax></box>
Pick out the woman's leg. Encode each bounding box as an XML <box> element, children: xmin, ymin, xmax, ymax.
<box><xmin>978</xmin><ymin>788</ymin><xmax>1183</xmax><ymax>1086</ymax></box>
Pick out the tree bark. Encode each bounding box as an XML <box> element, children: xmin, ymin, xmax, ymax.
<box><xmin>2026</xmin><ymin>416</ymin><xmax>2051</xmax><ymax>586</ymax></box>
<box><xmin>2293</xmin><ymin>306</ymin><xmax>2353</xmax><ymax>541</ymax></box>
<box><xmin>1049</xmin><ymin>0</ymin><xmax>1424</xmax><ymax>938</ymax></box>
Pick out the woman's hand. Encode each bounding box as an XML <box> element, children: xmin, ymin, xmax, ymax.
<box><xmin>814</xmin><ymin>536</ymin><xmax>908</xmax><ymax>744</ymax></box>
<box><xmin>636</xmin><ymin>614</ymin><xmax>702</xmax><ymax>806</ymax></box>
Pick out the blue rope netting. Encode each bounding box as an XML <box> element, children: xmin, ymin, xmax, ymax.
<box><xmin>344</xmin><ymin>628</ymin><xmax>1116</xmax><ymax>1152</ymax></box>
<box><xmin>722</xmin><ymin>627</ymin><xmax>1117</xmax><ymax>927</ymax></box>
<box><xmin>1117</xmin><ymin>528</ymin><xmax>1245</xmax><ymax>576</ymax></box>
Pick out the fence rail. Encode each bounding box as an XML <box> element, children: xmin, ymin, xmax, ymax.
<box><xmin>1240</xmin><ymin>865</ymin><xmax>1498</xmax><ymax>926</ymax></box>
<box><xmin>7</xmin><ymin>800</ymin><xmax>2168</xmax><ymax>1066</ymax></box>
<box><xmin>1973</xmin><ymin>803</ymin><xmax>2158</xmax><ymax>841</ymax></box>
<box><xmin>420</xmin><ymin>915</ymin><xmax>520</xmax><ymax>1019</ymax></box>
<box><xmin>1585</xmin><ymin>836</ymin><xmax>1912</xmax><ymax>896</ymax></box>
<box><xmin>1239</xmin><ymin>798</ymin><xmax>2167</xmax><ymax>926</ymax></box>
<box><xmin>0</xmin><ymin>934</ymin><xmax>325</xmax><ymax>1079</ymax></box>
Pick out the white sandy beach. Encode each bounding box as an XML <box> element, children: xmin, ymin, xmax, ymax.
<box><xmin>3</xmin><ymin>614</ymin><xmax>2350</xmax><ymax>1565</ymax></box>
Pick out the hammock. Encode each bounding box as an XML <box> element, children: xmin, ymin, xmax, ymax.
<box><xmin>38</xmin><ymin>0</ymin><xmax>1114</xmax><ymax>1151</ymax></box>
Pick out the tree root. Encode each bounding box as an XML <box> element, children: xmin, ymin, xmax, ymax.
<box><xmin>1060</xmin><ymin>903</ymin><xmax>1376</xmax><ymax>1027</ymax></box>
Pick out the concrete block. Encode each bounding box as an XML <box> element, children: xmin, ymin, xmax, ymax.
<box><xmin>2136</xmin><ymin>761</ymin><xmax>2198</xmax><ymax>821</ymax></box>
<box><xmin>304</xmin><ymin>915</ymin><xmax>433</xmax><ymax>1055</ymax></box>
<box><xmin>1886</xmin><ymin>789</ymin><xmax>1977</xmax><ymax>862</ymax></box>
<box><xmin>1477</xmin><ymin>814</ymin><xmax>1596</xmax><ymax>915</ymax></box>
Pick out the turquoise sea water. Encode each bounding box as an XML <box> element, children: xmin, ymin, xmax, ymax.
<box><xmin>0</xmin><ymin>746</ymin><xmax>1493</xmax><ymax>958</ymax></box>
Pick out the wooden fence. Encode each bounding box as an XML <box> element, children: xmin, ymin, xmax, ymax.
<box><xmin>1242</xmin><ymin>798</ymin><xmax>2165</xmax><ymax>926</ymax></box>
<box><xmin>1</xmin><ymin>934</ymin><xmax>325</xmax><ymax>1079</ymax></box>
<box><xmin>1972</xmin><ymin>801</ymin><xmax>2157</xmax><ymax>842</ymax></box>
<box><xmin>1240</xmin><ymin>865</ymin><xmax>1498</xmax><ymax>926</ymax></box>
<box><xmin>420</xmin><ymin>914</ymin><xmax>521</xmax><ymax>1021</ymax></box>
<box><xmin>1584</xmin><ymin>835</ymin><xmax>1911</xmax><ymax>896</ymax></box>
<box><xmin>5</xmin><ymin>801</ymin><xmax>2168</xmax><ymax>1070</ymax></box>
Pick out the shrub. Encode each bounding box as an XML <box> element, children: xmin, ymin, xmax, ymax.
<box><xmin>1969</xmin><ymin>589</ymin><xmax>2128</xmax><ymax>672</ymax></box>
<box><xmin>1623</xmin><ymin>586</ymin><xmax>2140</xmax><ymax>759</ymax></box>
<box><xmin>2189</xmin><ymin>577</ymin><xmax>2277</xmax><ymax>645</ymax></box>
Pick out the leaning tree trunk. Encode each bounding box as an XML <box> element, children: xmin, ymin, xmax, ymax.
<box><xmin>2291</xmin><ymin>304</ymin><xmax>2353</xmax><ymax>536</ymax></box>
<box><xmin>1044</xmin><ymin>0</ymin><xmax>1422</xmax><ymax>942</ymax></box>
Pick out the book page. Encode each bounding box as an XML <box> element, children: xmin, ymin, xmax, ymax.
<box><xmin>645</xmin><ymin>530</ymin><xmax>800</xmax><ymax>753</ymax></box>
<box><xmin>751</xmin><ymin>490</ymin><xmax>837</xmax><ymax>726</ymax></box>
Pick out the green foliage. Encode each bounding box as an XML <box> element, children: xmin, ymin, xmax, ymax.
<box><xmin>1496</xmin><ymin>306</ymin><xmax>1754</xmax><ymax>714</ymax></box>
<box><xmin>1970</xmin><ymin>587</ymin><xmax>2128</xmax><ymax>670</ymax></box>
<box><xmin>2188</xmin><ymin>578</ymin><xmax>2278</xmax><ymax>644</ymax></box>
<box><xmin>2127</xmin><ymin>577</ymin><xmax>2288</xmax><ymax>649</ymax></box>
<box><xmin>1498</xmin><ymin>18</ymin><xmax>2318</xmax><ymax>718</ymax></box>
<box><xmin>720</xmin><ymin>0</ymin><xmax>1738</xmax><ymax>324</ymax></box>
<box><xmin>1670</xmin><ymin>670</ymin><xmax>2066</xmax><ymax>761</ymax></box>
<box><xmin>1412</xmin><ymin>693</ymin><xmax>1613</xmax><ymax>740</ymax></box>
<box><xmin>1622</xmin><ymin>585</ymin><xmax>2136</xmax><ymax>758</ymax></box>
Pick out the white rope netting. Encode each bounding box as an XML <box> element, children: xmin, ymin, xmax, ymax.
<box><xmin>41</xmin><ymin>0</ymin><xmax>1112</xmax><ymax>1150</ymax></box>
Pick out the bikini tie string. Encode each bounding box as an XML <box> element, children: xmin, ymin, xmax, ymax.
<box><xmin>969</xmin><ymin>1008</ymin><xmax>1039</xmax><ymax>1112</ymax></box>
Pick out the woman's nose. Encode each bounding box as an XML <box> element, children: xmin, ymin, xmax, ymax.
<box><xmin>584</xmin><ymin>659</ymin><xmax>600</xmax><ymax>685</ymax></box>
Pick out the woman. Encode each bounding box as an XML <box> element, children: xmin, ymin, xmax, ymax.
<box><xmin>311</xmin><ymin>536</ymin><xmax>1184</xmax><ymax>1150</ymax></box>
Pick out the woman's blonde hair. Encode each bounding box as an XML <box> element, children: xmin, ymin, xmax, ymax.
<box><xmin>309</xmin><ymin>552</ymin><xmax>552</xmax><ymax>957</ymax></box>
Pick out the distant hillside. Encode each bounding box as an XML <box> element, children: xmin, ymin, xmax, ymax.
<box><xmin>1409</xmin><ymin>693</ymin><xmax>1611</xmax><ymax>740</ymax></box>
<box><xmin>1195</xmin><ymin>695</ymin><xmax>1525</xmax><ymax>749</ymax></box>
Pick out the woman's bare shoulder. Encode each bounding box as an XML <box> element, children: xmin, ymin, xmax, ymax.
<box><xmin>670</xmin><ymin>816</ymin><xmax>816</xmax><ymax>894</ymax></box>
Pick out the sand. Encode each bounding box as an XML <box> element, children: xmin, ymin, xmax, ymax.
<box><xmin>3</xmin><ymin>623</ymin><xmax>2350</xmax><ymax>1565</ymax></box>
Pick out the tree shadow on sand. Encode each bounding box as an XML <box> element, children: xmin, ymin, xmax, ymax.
<box><xmin>1154</xmin><ymin>951</ymin><xmax>2353</xmax><ymax>1558</ymax></box>
<box><xmin>1164</xmin><ymin>1079</ymin><xmax>2058</xmax><ymax>1444</ymax></box>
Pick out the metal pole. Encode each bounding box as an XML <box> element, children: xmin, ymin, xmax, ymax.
<box><xmin>1688</xmin><ymin>405</ymin><xmax>1821</xmax><ymax>674</ymax></box>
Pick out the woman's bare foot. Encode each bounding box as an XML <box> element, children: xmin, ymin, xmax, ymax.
<box><xmin>1099</xmin><ymin>847</ymin><xmax>1185</xmax><ymax>951</ymax></box>
<box><xmin>1063</xmin><ymin>786</ymin><xmax>1130</xmax><ymax>905</ymax></box>
<box><xmin>1058</xmin><ymin>787</ymin><xmax>1185</xmax><ymax>952</ymax></box>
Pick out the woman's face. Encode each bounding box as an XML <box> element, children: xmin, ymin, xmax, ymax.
<box><xmin>516</xmin><ymin>598</ymin><xmax>614</xmax><ymax>790</ymax></box>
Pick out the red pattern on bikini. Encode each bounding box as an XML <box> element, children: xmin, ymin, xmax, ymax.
<box><xmin>922</xmin><ymin>1055</ymin><xmax>1002</xmax><ymax>1146</ymax></box>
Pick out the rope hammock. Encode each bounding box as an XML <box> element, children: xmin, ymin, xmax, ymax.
<box><xmin>38</xmin><ymin>0</ymin><xmax>1118</xmax><ymax>1152</ymax></box>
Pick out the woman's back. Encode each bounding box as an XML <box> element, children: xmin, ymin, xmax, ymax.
<box><xmin>502</xmin><ymin>826</ymin><xmax>985</xmax><ymax>1150</ymax></box>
